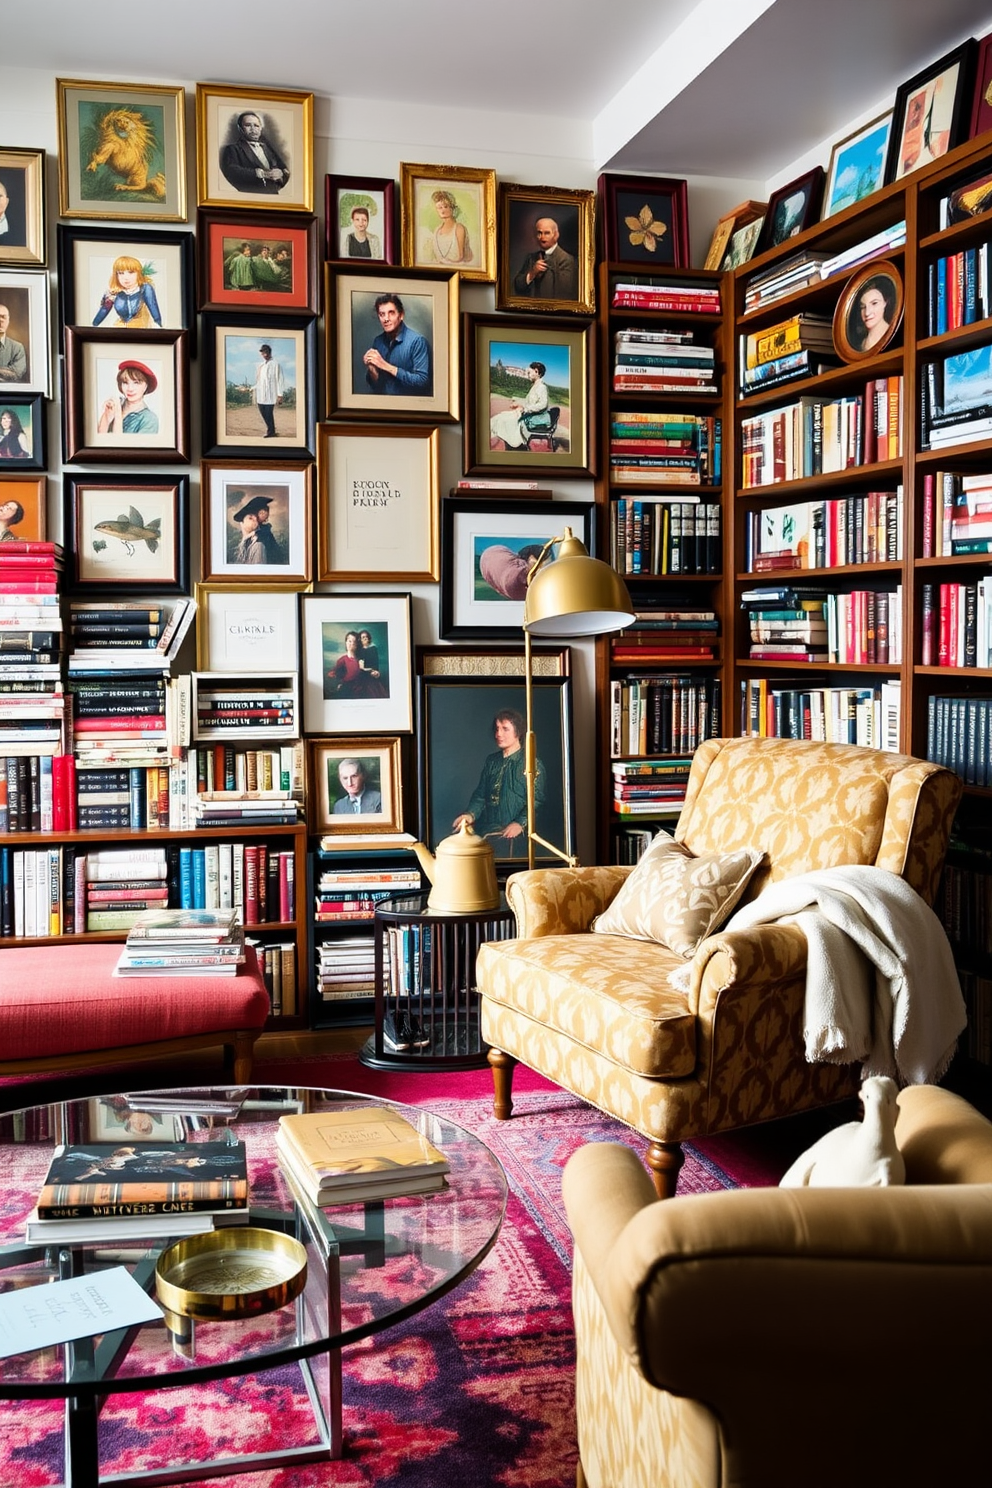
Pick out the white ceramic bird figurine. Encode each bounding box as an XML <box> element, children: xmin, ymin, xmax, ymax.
<box><xmin>779</xmin><ymin>1076</ymin><xmax>906</xmax><ymax>1188</ymax></box>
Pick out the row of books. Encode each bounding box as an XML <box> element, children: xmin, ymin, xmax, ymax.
<box><xmin>920</xmin><ymin>343</ymin><xmax>992</xmax><ymax>448</ymax></box>
<box><xmin>75</xmin><ymin>763</ymin><xmax>173</xmax><ymax>831</ymax></box>
<box><xmin>611</xmin><ymin>498</ymin><xmax>722</xmax><ymax>575</ymax></box>
<box><xmin>614</xmin><ymin>825</ymin><xmax>671</xmax><ymax>863</ymax></box>
<box><xmin>921</xmin><ymin>471</ymin><xmax>992</xmax><ymax>557</ymax></box>
<box><xmin>925</xmin><ymin>242</ymin><xmax>992</xmax><ymax>336</ymax></box>
<box><xmin>316</xmin><ymin>934</ymin><xmax>375</xmax><ymax>1000</ymax></box>
<box><xmin>740</xmin><ymin>224</ymin><xmax>907</xmax><ymax>313</ymax></box>
<box><xmin>249</xmin><ymin>938</ymin><xmax>298</xmax><ymax>1014</ymax></box>
<box><xmin>189</xmin><ymin>742</ymin><xmax>304</xmax><ymax>798</ymax></box>
<box><xmin>193</xmin><ymin>792</ymin><xmax>300</xmax><ymax>829</ymax></box>
<box><xmin>610</xmin><ymin>673</ymin><xmax>722</xmax><ymax>758</ymax></box>
<box><xmin>739</xmin><ymin>678</ymin><xmax>902</xmax><ymax>750</ymax></box>
<box><xmin>739</xmin><ymin>378</ymin><xmax>904</xmax><ymax>487</ymax></box>
<box><xmin>610</xmin><ymin>411</ymin><xmax>721</xmax><ymax>486</ymax></box>
<box><xmin>958</xmin><ymin>969</ymin><xmax>992</xmax><ymax>1067</ymax></box>
<box><xmin>744</xmin><ymin>488</ymin><xmax>904</xmax><ymax>573</ymax></box>
<box><xmin>611</xmin><ymin>278</ymin><xmax>721</xmax><ymax>315</ymax></box>
<box><xmin>177</xmin><ymin>842</ymin><xmax>296</xmax><ymax>920</ymax></box>
<box><xmin>927</xmin><ymin>695</ymin><xmax>992</xmax><ymax>787</ymax></box>
<box><xmin>937</xmin><ymin>851</ymin><xmax>992</xmax><ymax>957</ymax></box>
<box><xmin>69</xmin><ymin>672</ymin><xmax>190</xmax><ymax>771</ymax></box>
<box><xmin>196</xmin><ymin>683</ymin><xmax>298</xmax><ymax>737</ymax></box>
<box><xmin>920</xmin><ymin>579</ymin><xmax>992</xmax><ymax>668</ymax></box>
<box><xmin>739</xmin><ymin>313</ymin><xmax>837</xmax><ymax>396</ymax></box>
<box><xmin>611</xmin><ymin>757</ymin><xmax>693</xmax><ymax>816</ymax></box>
<box><xmin>0</xmin><ymin>753</ymin><xmax>74</xmax><ymax>833</ymax></box>
<box><xmin>0</xmin><ymin>545</ymin><xmax>68</xmax><ymax>760</ymax></box>
<box><xmin>315</xmin><ymin>864</ymin><xmax>420</xmax><ymax>922</ymax></box>
<box><xmin>66</xmin><ymin>597</ymin><xmax>195</xmax><ymax>671</ymax></box>
<box><xmin>612</xmin><ymin>326</ymin><xmax>717</xmax><ymax>394</ymax></box>
<box><xmin>741</xmin><ymin>586</ymin><xmax>904</xmax><ymax>665</ymax></box>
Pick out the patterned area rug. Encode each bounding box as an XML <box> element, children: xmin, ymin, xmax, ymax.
<box><xmin>0</xmin><ymin>1073</ymin><xmax>747</xmax><ymax>1488</ymax></box>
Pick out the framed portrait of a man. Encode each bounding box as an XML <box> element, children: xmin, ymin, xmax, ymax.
<box><xmin>201</xmin><ymin>458</ymin><xmax>313</xmax><ymax>584</ymax></box>
<box><xmin>63</xmin><ymin>326</ymin><xmax>188</xmax><ymax>464</ymax></box>
<box><xmin>57</xmin><ymin>79</ymin><xmax>186</xmax><ymax>223</ymax></box>
<box><xmin>0</xmin><ymin>148</ymin><xmax>46</xmax><ymax>266</ymax></box>
<box><xmin>201</xmin><ymin>314</ymin><xmax>317</xmax><ymax>461</ymax></box>
<box><xmin>308</xmin><ymin>736</ymin><xmax>404</xmax><ymax>834</ymax></box>
<box><xmin>196</xmin><ymin>83</ymin><xmax>314</xmax><ymax>214</ymax></box>
<box><xmin>496</xmin><ymin>182</ymin><xmax>596</xmax><ymax>314</ymax></box>
<box><xmin>326</xmin><ymin>264</ymin><xmax>459</xmax><ymax>422</ymax></box>
<box><xmin>0</xmin><ymin>269</ymin><xmax>51</xmax><ymax>396</ymax></box>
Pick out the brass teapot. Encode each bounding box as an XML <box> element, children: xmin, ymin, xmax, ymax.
<box><xmin>408</xmin><ymin>822</ymin><xmax>500</xmax><ymax>913</ymax></box>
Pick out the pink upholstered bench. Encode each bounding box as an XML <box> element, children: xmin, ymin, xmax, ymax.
<box><xmin>0</xmin><ymin>942</ymin><xmax>270</xmax><ymax>1085</ymax></box>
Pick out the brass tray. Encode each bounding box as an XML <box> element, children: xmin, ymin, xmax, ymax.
<box><xmin>155</xmin><ymin>1226</ymin><xmax>307</xmax><ymax>1321</ymax></box>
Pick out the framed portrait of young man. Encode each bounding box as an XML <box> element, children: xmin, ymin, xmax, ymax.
<box><xmin>496</xmin><ymin>182</ymin><xmax>596</xmax><ymax>314</ymax></box>
<box><xmin>200</xmin><ymin>458</ymin><xmax>313</xmax><ymax>585</ymax></box>
<box><xmin>56</xmin><ymin>79</ymin><xmax>187</xmax><ymax>222</ymax></box>
<box><xmin>326</xmin><ymin>264</ymin><xmax>459</xmax><ymax>422</ymax></box>
<box><xmin>196</xmin><ymin>83</ymin><xmax>314</xmax><ymax>213</ymax></box>
<box><xmin>200</xmin><ymin>314</ymin><xmax>317</xmax><ymax>461</ymax></box>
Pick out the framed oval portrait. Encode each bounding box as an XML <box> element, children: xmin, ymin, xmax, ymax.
<box><xmin>832</xmin><ymin>260</ymin><xmax>904</xmax><ymax>362</ymax></box>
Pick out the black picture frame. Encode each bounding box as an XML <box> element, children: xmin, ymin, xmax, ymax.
<box><xmin>63</xmin><ymin>472</ymin><xmax>190</xmax><ymax>594</ymax></box>
<box><xmin>0</xmin><ymin>391</ymin><xmax>46</xmax><ymax>470</ymax></box>
<box><xmin>754</xmin><ymin>167</ymin><xmax>825</xmax><ymax>258</ymax></box>
<box><xmin>417</xmin><ymin>673</ymin><xmax>575</xmax><ymax>867</ymax></box>
<box><xmin>887</xmin><ymin>39</ymin><xmax>978</xmax><ymax>183</ymax></box>
<box><xmin>62</xmin><ymin>325</ymin><xmax>190</xmax><ymax>465</ymax></box>
<box><xmin>440</xmin><ymin>496</ymin><xmax>594</xmax><ymax>641</ymax></box>
<box><xmin>200</xmin><ymin>311</ymin><xmax>317</xmax><ymax>460</ymax></box>
<box><xmin>597</xmin><ymin>172</ymin><xmax>690</xmax><ymax>268</ymax></box>
<box><xmin>57</xmin><ymin>224</ymin><xmax>196</xmax><ymax>353</ymax></box>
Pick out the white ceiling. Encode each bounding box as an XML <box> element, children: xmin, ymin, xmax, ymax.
<box><xmin>14</xmin><ymin>0</ymin><xmax>992</xmax><ymax>182</ymax></box>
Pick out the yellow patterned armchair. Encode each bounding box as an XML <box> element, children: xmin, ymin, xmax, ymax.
<box><xmin>562</xmin><ymin>1084</ymin><xmax>992</xmax><ymax>1488</ymax></box>
<box><xmin>477</xmin><ymin>737</ymin><xmax>962</xmax><ymax>1196</ymax></box>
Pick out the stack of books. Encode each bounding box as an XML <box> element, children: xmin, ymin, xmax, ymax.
<box><xmin>67</xmin><ymin>597</ymin><xmax>195</xmax><ymax>672</ymax></box>
<box><xmin>25</xmin><ymin>1137</ymin><xmax>249</xmax><ymax>1243</ymax></box>
<box><xmin>84</xmin><ymin>846</ymin><xmax>170</xmax><ymax>933</ymax></box>
<box><xmin>611</xmin><ymin>278</ymin><xmax>721</xmax><ymax>315</ymax></box>
<box><xmin>740</xmin><ymin>586</ymin><xmax>829</xmax><ymax>665</ymax></box>
<box><xmin>0</xmin><ymin>541</ymin><xmax>67</xmax><ymax>778</ymax></box>
<box><xmin>923</xmin><ymin>471</ymin><xmax>992</xmax><ymax>556</ymax></box>
<box><xmin>818</xmin><ymin>222</ymin><xmax>907</xmax><ymax>282</ymax></box>
<box><xmin>739</xmin><ymin>313</ymin><xmax>837</xmax><ymax>395</ymax></box>
<box><xmin>316</xmin><ymin>934</ymin><xmax>375</xmax><ymax>1001</ymax></box>
<box><xmin>612</xmin><ymin>328</ymin><xmax>717</xmax><ymax>394</ymax></box>
<box><xmin>193</xmin><ymin>791</ymin><xmax>300</xmax><ymax>829</ymax></box>
<box><xmin>195</xmin><ymin>679</ymin><xmax>297</xmax><ymax>737</ymax></box>
<box><xmin>922</xmin><ymin>343</ymin><xmax>992</xmax><ymax>449</ymax></box>
<box><xmin>743</xmin><ymin>250</ymin><xmax>830</xmax><ymax>312</ymax></box>
<box><xmin>276</xmin><ymin>1106</ymin><xmax>449</xmax><ymax>1207</ymax></box>
<box><xmin>315</xmin><ymin>864</ymin><xmax>420</xmax><ymax>922</ymax></box>
<box><xmin>612</xmin><ymin>758</ymin><xmax>693</xmax><ymax>816</ymax></box>
<box><xmin>610</xmin><ymin>411</ymin><xmax>721</xmax><ymax>487</ymax></box>
<box><xmin>114</xmin><ymin>906</ymin><xmax>245</xmax><ymax>976</ymax></box>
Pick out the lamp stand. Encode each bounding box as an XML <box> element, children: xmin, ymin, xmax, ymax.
<box><xmin>524</xmin><ymin>625</ymin><xmax>578</xmax><ymax>872</ymax></box>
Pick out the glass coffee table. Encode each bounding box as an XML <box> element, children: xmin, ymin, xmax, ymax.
<box><xmin>0</xmin><ymin>1086</ymin><xmax>507</xmax><ymax>1487</ymax></box>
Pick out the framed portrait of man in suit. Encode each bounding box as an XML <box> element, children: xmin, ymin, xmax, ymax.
<box><xmin>496</xmin><ymin>182</ymin><xmax>596</xmax><ymax>315</ymax></box>
<box><xmin>0</xmin><ymin>149</ymin><xmax>45</xmax><ymax>267</ymax></box>
<box><xmin>196</xmin><ymin>83</ymin><xmax>314</xmax><ymax>214</ymax></box>
<box><xmin>307</xmin><ymin>736</ymin><xmax>404</xmax><ymax>834</ymax></box>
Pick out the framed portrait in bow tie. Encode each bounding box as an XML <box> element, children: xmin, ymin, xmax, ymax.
<box><xmin>196</xmin><ymin>82</ymin><xmax>314</xmax><ymax>214</ymax></box>
<box><xmin>307</xmin><ymin>736</ymin><xmax>405</xmax><ymax>834</ymax></box>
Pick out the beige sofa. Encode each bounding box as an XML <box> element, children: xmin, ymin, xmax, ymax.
<box><xmin>562</xmin><ymin>1083</ymin><xmax>992</xmax><ymax>1488</ymax></box>
<box><xmin>477</xmin><ymin>737</ymin><xmax>962</xmax><ymax>1195</ymax></box>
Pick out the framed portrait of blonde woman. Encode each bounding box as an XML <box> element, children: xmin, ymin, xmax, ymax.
<box><xmin>399</xmin><ymin>164</ymin><xmax>496</xmax><ymax>282</ymax></box>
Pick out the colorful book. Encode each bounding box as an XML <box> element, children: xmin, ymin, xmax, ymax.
<box><xmin>36</xmin><ymin>1140</ymin><xmax>248</xmax><ymax>1218</ymax></box>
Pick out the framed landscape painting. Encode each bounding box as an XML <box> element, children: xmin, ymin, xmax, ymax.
<box><xmin>56</xmin><ymin>78</ymin><xmax>187</xmax><ymax>222</ymax></box>
<box><xmin>754</xmin><ymin>168</ymin><xmax>825</xmax><ymax>257</ymax></box>
<box><xmin>823</xmin><ymin>112</ymin><xmax>893</xmax><ymax>219</ymax></box>
<box><xmin>201</xmin><ymin>314</ymin><xmax>317</xmax><ymax>461</ymax></box>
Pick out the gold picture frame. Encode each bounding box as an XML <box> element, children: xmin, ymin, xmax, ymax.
<box><xmin>56</xmin><ymin>79</ymin><xmax>187</xmax><ymax>222</ymax></box>
<box><xmin>0</xmin><ymin>148</ymin><xmax>47</xmax><ymax>266</ymax></box>
<box><xmin>496</xmin><ymin>181</ymin><xmax>596</xmax><ymax>315</ymax></box>
<box><xmin>399</xmin><ymin>162</ymin><xmax>496</xmax><ymax>282</ymax></box>
<box><xmin>194</xmin><ymin>581</ymin><xmax>308</xmax><ymax>672</ymax></box>
<box><xmin>317</xmin><ymin>423</ymin><xmax>440</xmax><ymax>584</ymax></box>
<box><xmin>307</xmin><ymin>735</ymin><xmax>405</xmax><ymax>834</ymax></box>
<box><xmin>196</xmin><ymin>82</ymin><xmax>314</xmax><ymax>213</ymax></box>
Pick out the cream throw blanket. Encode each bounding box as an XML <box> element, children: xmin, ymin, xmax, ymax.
<box><xmin>720</xmin><ymin>865</ymin><xmax>967</xmax><ymax>1085</ymax></box>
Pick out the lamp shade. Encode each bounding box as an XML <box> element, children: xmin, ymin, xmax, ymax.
<box><xmin>523</xmin><ymin>530</ymin><xmax>635</xmax><ymax>638</ymax></box>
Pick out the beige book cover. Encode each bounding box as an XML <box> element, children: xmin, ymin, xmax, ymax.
<box><xmin>277</xmin><ymin>1106</ymin><xmax>449</xmax><ymax>1183</ymax></box>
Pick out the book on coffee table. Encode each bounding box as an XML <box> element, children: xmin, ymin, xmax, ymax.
<box><xmin>36</xmin><ymin>1140</ymin><xmax>249</xmax><ymax>1219</ymax></box>
<box><xmin>276</xmin><ymin>1106</ymin><xmax>449</xmax><ymax>1206</ymax></box>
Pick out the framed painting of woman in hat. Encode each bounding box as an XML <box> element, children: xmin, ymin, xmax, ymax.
<box><xmin>200</xmin><ymin>456</ymin><xmax>312</xmax><ymax>584</ymax></box>
<box><xmin>63</xmin><ymin>326</ymin><xmax>189</xmax><ymax>463</ymax></box>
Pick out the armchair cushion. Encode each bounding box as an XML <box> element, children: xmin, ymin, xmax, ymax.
<box><xmin>591</xmin><ymin>831</ymin><xmax>764</xmax><ymax>956</ymax></box>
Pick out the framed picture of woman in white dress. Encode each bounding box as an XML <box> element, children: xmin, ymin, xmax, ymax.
<box><xmin>399</xmin><ymin>163</ymin><xmax>495</xmax><ymax>283</ymax></box>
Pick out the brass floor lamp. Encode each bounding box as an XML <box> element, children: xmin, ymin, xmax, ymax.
<box><xmin>522</xmin><ymin>527</ymin><xmax>635</xmax><ymax>871</ymax></box>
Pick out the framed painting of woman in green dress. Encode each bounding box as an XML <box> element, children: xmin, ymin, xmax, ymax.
<box><xmin>400</xmin><ymin>164</ymin><xmax>495</xmax><ymax>283</ymax></box>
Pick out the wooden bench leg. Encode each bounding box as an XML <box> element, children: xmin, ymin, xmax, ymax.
<box><xmin>226</xmin><ymin>1032</ymin><xmax>257</xmax><ymax>1085</ymax></box>
<box><xmin>645</xmin><ymin>1140</ymin><xmax>684</xmax><ymax>1199</ymax></box>
<box><xmin>488</xmin><ymin>1048</ymin><xmax>517</xmax><ymax>1120</ymax></box>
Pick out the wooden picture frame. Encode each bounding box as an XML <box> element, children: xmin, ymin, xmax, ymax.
<box><xmin>0</xmin><ymin>474</ymin><xmax>46</xmax><ymax>541</ymax></box>
<box><xmin>0</xmin><ymin>392</ymin><xmax>46</xmax><ymax>471</ymax></box>
<box><xmin>704</xmin><ymin>200</ymin><xmax>765</xmax><ymax>270</ymax></box>
<box><xmin>57</xmin><ymin>224</ymin><xmax>194</xmax><ymax>348</ymax></box>
<box><xmin>195</xmin><ymin>582</ymin><xmax>306</xmax><ymax>672</ymax></box>
<box><xmin>200</xmin><ymin>313</ymin><xmax>317</xmax><ymax>461</ymax></box>
<box><xmin>822</xmin><ymin>112</ymin><xmax>894</xmax><ymax>219</ymax></box>
<box><xmin>200</xmin><ymin>458</ymin><xmax>313</xmax><ymax>584</ymax></box>
<box><xmin>197</xmin><ymin>210</ymin><xmax>318</xmax><ymax>315</ymax></box>
<box><xmin>64</xmin><ymin>473</ymin><xmax>189</xmax><ymax>594</ymax></box>
<box><xmin>754</xmin><ymin>168</ymin><xmax>825</xmax><ymax>257</ymax></box>
<box><xmin>300</xmin><ymin>592</ymin><xmax>414</xmax><ymax>736</ymax></box>
<box><xmin>887</xmin><ymin>40</ymin><xmax>977</xmax><ymax>183</ymax></box>
<box><xmin>440</xmin><ymin>496</ymin><xmax>594</xmax><ymax>640</ymax></box>
<box><xmin>463</xmin><ymin>312</ymin><xmax>594</xmax><ymax>477</ymax></box>
<box><xmin>720</xmin><ymin>216</ymin><xmax>765</xmax><ymax>270</ymax></box>
<box><xmin>598</xmin><ymin>172</ymin><xmax>689</xmax><ymax>268</ymax></box>
<box><xmin>325</xmin><ymin>263</ymin><xmax>459</xmax><ymax>422</ymax></box>
<box><xmin>497</xmin><ymin>182</ymin><xmax>596</xmax><ymax>314</ymax></box>
<box><xmin>63</xmin><ymin>326</ymin><xmax>189</xmax><ymax>464</ymax></box>
<box><xmin>56</xmin><ymin>78</ymin><xmax>187</xmax><ymax>222</ymax></box>
<box><xmin>970</xmin><ymin>31</ymin><xmax>992</xmax><ymax>139</ymax></box>
<box><xmin>417</xmin><ymin>644</ymin><xmax>570</xmax><ymax>678</ymax></box>
<box><xmin>831</xmin><ymin>260</ymin><xmax>905</xmax><ymax>363</ymax></box>
<box><xmin>316</xmin><ymin>423</ymin><xmax>440</xmax><ymax>583</ymax></box>
<box><xmin>195</xmin><ymin>82</ymin><xmax>313</xmax><ymax>213</ymax></box>
<box><xmin>0</xmin><ymin>268</ymin><xmax>51</xmax><ymax>395</ymax></box>
<box><xmin>0</xmin><ymin>148</ymin><xmax>46</xmax><ymax>266</ymax></box>
<box><xmin>417</xmin><ymin>673</ymin><xmax>575</xmax><ymax>866</ymax></box>
<box><xmin>308</xmin><ymin>736</ymin><xmax>404</xmax><ymax>834</ymax></box>
<box><xmin>325</xmin><ymin>174</ymin><xmax>397</xmax><ymax>264</ymax></box>
<box><xmin>399</xmin><ymin>162</ymin><xmax>496</xmax><ymax>282</ymax></box>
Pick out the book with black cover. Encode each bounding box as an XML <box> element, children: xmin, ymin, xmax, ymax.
<box><xmin>36</xmin><ymin>1140</ymin><xmax>248</xmax><ymax>1218</ymax></box>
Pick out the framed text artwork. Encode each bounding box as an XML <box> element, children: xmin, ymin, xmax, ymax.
<box><xmin>326</xmin><ymin>264</ymin><xmax>459</xmax><ymax>422</ymax></box>
<box><xmin>200</xmin><ymin>458</ymin><xmax>312</xmax><ymax>584</ymax></box>
<box><xmin>0</xmin><ymin>148</ymin><xmax>46</xmax><ymax>267</ymax></box>
<box><xmin>195</xmin><ymin>582</ymin><xmax>306</xmax><ymax>672</ymax></box>
<box><xmin>300</xmin><ymin>592</ymin><xmax>414</xmax><ymax>736</ymax></box>
<box><xmin>56</xmin><ymin>79</ymin><xmax>187</xmax><ymax>222</ymax></box>
<box><xmin>195</xmin><ymin>83</ymin><xmax>314</xmax><ymax>214</ymax></box>
<box><xmin>63</xmin><ymin>326</ymin><xmax>189</xmax><ymax>464</ymax></box>
<box><xmin>197</xmin><ymin>210</ymin><xmax>319</xmax><ymax>315</ymax></box>
<box><xmin>63</xmin><ymin>473</ymin><xmax>189</xmax><ymax>594</ymax></box>
<box><xmin>399</xmin><ymin>163</ymin><xmax>496</xmax><ymax>282</ymax></box>
<box><xmin>200</xmin><ymin>314</ymin><xmax>317</xmax><ymax>461</ymax></box>
<box><xmin>463</xmin><ymin>313</ymin><xmax>594</xmax><ymax>477</ymax></box>
<box><xmin>308</xmin><ymin>736</ymin><xmax>405</xmax><ymax>835</ymax></box>
<box><xmin>316</xmin><ymin>423</ymin><xmax>439</xmax><ymax>584</ymax></box>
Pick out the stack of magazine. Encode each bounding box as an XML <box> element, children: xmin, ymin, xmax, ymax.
<box><xmin>114</xmin><ymin>907</ymin><xmax>245</xmax><ymax>976</ymax></box>
<box><xmin>24</xmin><ymin>1137</ymin><xmax>249</xmax><ymax>1244</ymax></box>
<box><xmin>276</xmin><ymin>1106</ymin><xmax>449</xmax><ymax>1207</ymax></box>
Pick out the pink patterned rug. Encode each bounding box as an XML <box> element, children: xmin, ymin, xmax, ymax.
<box><xmin>0</xmin><ymin>1058</ymin><xmax>815</xmax><ymax>1487</ymax></box>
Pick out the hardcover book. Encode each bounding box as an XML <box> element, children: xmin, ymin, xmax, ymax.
<box><xmin>36</xmin><ymin>1140</ymin><xmax>248</xmax><ymax>1218</ymax></box>
<box><xmin>276</xmin><ymin>1106</ymin><xmax>449</xmax><ymax>1204</ymax></box>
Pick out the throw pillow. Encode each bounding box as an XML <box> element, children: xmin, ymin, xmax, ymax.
<box><xmin>592</xmin><ymin>831</ymin><xmax>764</xmax><ymax>958</ymax></box>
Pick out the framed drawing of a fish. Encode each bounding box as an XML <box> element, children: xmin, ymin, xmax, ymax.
<box><xmin>64</xmin><ymin>473</ymin><xmax>189</xmax><ymax>593</ymax></box>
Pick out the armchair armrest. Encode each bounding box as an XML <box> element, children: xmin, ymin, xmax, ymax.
<box><xmin>505</xmin><ymin>865</ymin><xmax>632</xmax><ymax>938</ymax></box>
<box><xmin>688</xmin><ymin>921</ymin><xmax>808</xmax><ymax>1016</ymax></box>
